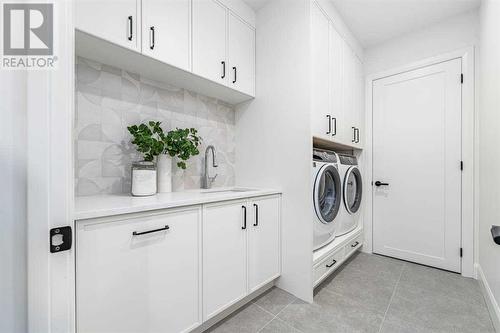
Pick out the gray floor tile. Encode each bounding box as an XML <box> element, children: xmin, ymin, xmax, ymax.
<box><xmin>318</xmin><ymin>262</ymin><xmax>399</xmax><ymax>315</ymax></box>
<box><xmin>254</xmin><ymin>287</ymin><xmax>297</xmax><ymax>315</ymax></box>
<box><xmin>259</xmin><ymin>318</ymin><xmax>302</xmax><ymax>333</ymax></box>
<box><xmin>205</xmin><ymin>303</ymin><xmax>274</xmax><ymax>333</ymax></box>
<box><xmin>277</xmin><ymin>288</ymin><xmax>383</xmax><ymax>333</ymax></box>
<box><xmin>384</xmin><ymin>288</ymin><xmax>495</xmax><ymax>333</ymax></box>
<box><xmin>398</xmin><ymin>262</ymin><xmax>486</xmax><ymax>307</ymax></box>
<box><xmin>344</xmin><ymin>252</ymin><xmax>405</xmax><ymax>278</ymax></box>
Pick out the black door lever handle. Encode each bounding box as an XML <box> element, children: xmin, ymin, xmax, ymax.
<box><xmin>374</xmin><ymin>181</ymin><xmax>389</xmax><ymax>187</ymax></box>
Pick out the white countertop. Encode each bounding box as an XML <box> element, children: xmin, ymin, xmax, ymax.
<box><xmin>75</xmin><ymin>187</ymin><xmax>281</xmax><ymax>220</ymax></box>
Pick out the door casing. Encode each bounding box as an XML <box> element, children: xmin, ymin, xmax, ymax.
<box><xmin>363</xmin><ymin>47</ymin><xmax>476</xmax><ymax>278</ymax></box>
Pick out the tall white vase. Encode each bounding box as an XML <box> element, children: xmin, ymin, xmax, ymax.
<box><xmin>157</xmin><ymin>154</ymin><xmax>172</xmax><ymax>193</ymax></box>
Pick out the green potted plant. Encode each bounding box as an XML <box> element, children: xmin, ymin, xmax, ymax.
<box><xmin>128</xmin><ymin>122</ymin><xmax>202</xmax><ymax>193</ymax></box>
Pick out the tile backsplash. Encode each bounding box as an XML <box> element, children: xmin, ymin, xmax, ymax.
<box><xmin>75</xmin><ymin>57</ymin><xmax>236</xmax><ymax>196</ymax></box>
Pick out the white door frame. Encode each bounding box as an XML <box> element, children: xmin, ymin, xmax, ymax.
<box><xmin>27</xmin><ymin>1</ymin><xmax>76</xmax><ymax>332</ymax></box>
<box><xmin>362</xmin><ymin>46</ymin><xmax>476</xmax><ymax>278</ymax></box>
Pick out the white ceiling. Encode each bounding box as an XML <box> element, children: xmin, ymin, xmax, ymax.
<box><xmin>330</xmin><ymin>0</ymin><xmax>481</xmax><ymax>47</ymax></box>
<box><xmin>243</xmin><ymin>0</ymin><xmax>271</xmax><ymax>11</ymax></box>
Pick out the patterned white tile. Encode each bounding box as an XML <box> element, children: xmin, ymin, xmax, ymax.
<box><xmin>75</xmin><ymin>56</ymin><xmax>236</xmax><ymax>196</ymax></box>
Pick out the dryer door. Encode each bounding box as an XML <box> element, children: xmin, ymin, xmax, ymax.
<box><xmin>344</xmin><ymin>166</ymin><xmax>363</xmax><ymax>214</ymax></box>
<box><xmin>314</xmin><ymin>164</ymin><xmax>342</xmax><ymax>224</ymax></box>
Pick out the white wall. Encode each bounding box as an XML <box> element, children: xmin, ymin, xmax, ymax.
<box><xmin>478</xmin><ymin>0</ymin><xmax>500</xmax><ymax>330</ymax></box>
<box><xmin>364</xmin><ymin>9</ymin><xmax>479</xmax><ymax>75</ymax></box>
<box><xmin>235</xmin><ymin>0</ymin><xmax>313</xmax><ymax>302</ymax></box>
<box><xmin>0</xmin><ymin>72</ymin><xmax>27</xmax><ymax>333</ymax></box>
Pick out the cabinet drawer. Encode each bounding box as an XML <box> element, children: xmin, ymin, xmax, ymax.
<box><xmin>313</xmin><ymin>247</ymin><xmax>344</xmax><ymax>286</ymax></box>
<box><xmin>345</xmin><ymin>233</ymin><xmax>363</xmax><ymax>257</ymax></box>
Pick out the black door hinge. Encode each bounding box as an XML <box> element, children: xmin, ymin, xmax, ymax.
<box><xmin>50</xmin><ymin>226</ymin><xmax>72</xmax><ymax>253</ymax></box>
<box><xmin>461</xmin><ymin>73</ymin><xmax>464</xmax><ymax>84</ymax></box>
<box><xmin>460</xmin><ymin>248</ymin><xmax>463</xmax><ymax>257</ymax></box>
<box><xmin>460</xmin><ymin>161</ymin><xmax>464</xmax><ymax>171</ymax></box>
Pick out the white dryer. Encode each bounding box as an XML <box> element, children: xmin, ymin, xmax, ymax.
<box><xmin>312</xmin><ymin>149</ymin><xmax>343</xmax><ymax>250</ymax></box>
<box><xmin>337</xmin><ymin>154</ymin><xmax>363</xmax><ymax>236</ymax></box>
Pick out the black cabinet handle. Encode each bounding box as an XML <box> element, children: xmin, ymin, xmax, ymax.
<box><xmin>128</xmin><ymin>16</ymin><xmax>133</xmax><ymax>41</ymax></box>
<box><xmin>253</xmin><ymin>203</ymin><xmax>259</xmax><ymax>227</ymax></box>
<box><xmin>374</xmin><ymin>181</ymin><xmax>389</xmax><ymax>187</ymax></box>
<box><xmin>352</xmin><ymin>127</ymin><xmax>356</xmax><ymax>142</ymax></box>
<box><xmin>221</xmin><ymin>61</ymin><xmax>226</xmax><ymax>79</ymax></box>
<box><xmin>242</xmin><ymin>205</ymin><xmax>247</xmax><ymax>230</ymax></box>
<box><xmin>326</xmin><ymin>115</ymin><xmax>331</xmax><ymax>134</ymax></box>
<box><xmin>332</xmin><ymin>117</ymin><xmax>337</xmax><ymax>136</ymax></box>
<box><xmin>326</xmin><ymin>259</ymin><xmax>337</xmax><ymax>268</ymax></box>
<box><xmin>133</xmin><ymin>225</ymin><xmax>169</xmax><ymax>236</ymax></box>
<box><xmin>355</xmin><ymin>128</ymin><xmax>360</xmax><ymax>143</ymax></box>
<box><xmin>232</xmin><ymin>67</ymin><xmax>237</xmax><ymax>83</ymax></box>
<box><xmin>351</xmin><ymin>241</ymin><xmax>359</xmax><ymax>248</ymax></box>
<box><xmin>149</xmin><ymin>26</ymin><xmax>155</xmax><ymax>50</ymax></box>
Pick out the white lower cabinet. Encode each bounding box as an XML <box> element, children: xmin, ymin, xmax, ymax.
<box><xmin>248</xmin><ymin>196</ymin><xmax>281</xmax><ymax>292</ymax></box>
<box><xmin>202</xmin><ymin>200</ymin><xmax>248</xmax><ymax>320</ymax></box>
<box><xmin>76</xmin><ymin>207</ymin><xmax>202</xmax><ymax>333</ymax></box>
<box><xmin>203</xmin><ymin>195</ymin><xmax>281</xmax><ymax>320</ymax></box>
<box><xmin>76</xmin><ymin>194</ymin><xmax>281</xmax><ymax>333</ymax></box>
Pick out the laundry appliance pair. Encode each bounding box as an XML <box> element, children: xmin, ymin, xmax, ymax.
<box><xmin>312</xmin><ymin>148</ymin><xmax>363</xmax><ymax>250</ymax></box>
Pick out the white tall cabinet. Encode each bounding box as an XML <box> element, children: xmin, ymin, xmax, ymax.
<box><xmin>311</xmin><ymin>1</ymin><xmax>364</xmax><ymax>148</ymax></box>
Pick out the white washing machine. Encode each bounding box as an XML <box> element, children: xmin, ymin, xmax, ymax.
<box><xmin>337</xmin><ymin>154</ymin><xmax>363</xmax><ymax>236</ymax></box>
<box><xmin>312</xmin><ymin>149</ymin><xmax>343</xmax><ymax>250</ymax></box>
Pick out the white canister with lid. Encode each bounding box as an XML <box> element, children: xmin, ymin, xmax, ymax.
<box><xmin>131</xmin><ymin>161</ymin><xmax>157</xmax><ymax>196</ymax></box>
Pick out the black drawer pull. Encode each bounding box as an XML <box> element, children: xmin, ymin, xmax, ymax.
<box><xmin>253</xmin><ymin>203</ymin><xmax>259</xmax><ymax>227</ymax></box>
<box><xmin>351</xmin><ymin>241</ymin><xmax>359</xmax><ymax>248</ymax></box>
<box><xmin>326</xmin><ymin>259</ymin><xmax>337</xmax><ymax>268</ymax></box>
<box><xmin>149</xmin><ymin>26</ymin><xmax>155</xmax><ymax>49</ymax></box>
<box><xmin>133</xmin><ymin>225</ymin><xmax>169</xmax><ymax>236</ymax></box>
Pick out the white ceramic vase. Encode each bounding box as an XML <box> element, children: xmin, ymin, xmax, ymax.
<box><xmin>157</xmin><ymin>154</ymin><xmax>173</xmax><ymax>193</ymax></box>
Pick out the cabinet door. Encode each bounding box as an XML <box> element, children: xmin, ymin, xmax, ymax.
<box><xmin>77</xmin><ymin>208</ymin><xmax>201</xmax><ymax>333</ymax></box>
<box><xmin>203</xmin><ymin>200</ymin><xmax>248</xmax><ymax>320</ymax></box>
<box><xmin>329</xmin><ymin>23</ymin><xmax>345</xmax><ymax>142</ymax></box>
<box><xmin>142</xmin><ymin>0</ymin><xmax>191</xmax><ymax>71</ymax></box>
<box><xmin>311</xmin><ymin>2</ymin><xmax>331</xmax><ymax>139</ymax></box>
<box><xmin>76</xmin><ymin>0</ymin><xmax>140</xmax><ymax>51</ymax></box>
<box><xmin>248</xmin><ymin>196</ymin><xmax>281</xmax><ymax>292</ymax></box>
<box><xmin>228</xmin><ymin>12</ymin><xmax>255</xmax><ymax>96</ymax></box>
<box><xmin>354</xmin><ymin>56</ymin><xmax>364</xmax><ymax>146</ymax></box>
<box><xmin>192</xmin><ymin>0</ymin><xmax>227</xmax><ymax>85</ymax></box>
<box><xmin>342</xmin><ymin>41</ymin><xmax>356</xmax><ymax>145</ymax></box>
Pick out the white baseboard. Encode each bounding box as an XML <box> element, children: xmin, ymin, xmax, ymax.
<box><xmin>476</xmin><ymin>264</ymin><xmax>500</xmax><ymax>332</ymax></box>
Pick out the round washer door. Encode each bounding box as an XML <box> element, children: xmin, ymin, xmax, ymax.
<box><xmin>344</xmin><ymin>166</ymin><xmax>363</xmax><ymax>214</ymax></box>
<box><xmin>314</xmin><ymin>164</ymin><xmax>342</xmax><ymax>224</ymax></box>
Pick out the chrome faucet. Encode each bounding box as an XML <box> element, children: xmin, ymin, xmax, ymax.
<box><xmin>202</xmin><ymin>145</ymin><xmax>218</xmax><ymax>189</ymax></box>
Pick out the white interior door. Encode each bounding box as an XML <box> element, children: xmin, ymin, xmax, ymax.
<box><xmin>372</xmin><ymin>58</ymin><xmax>462</xmax><ymax>272</ymax></box>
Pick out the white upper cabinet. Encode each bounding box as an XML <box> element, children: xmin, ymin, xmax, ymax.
<box><xmin>311</xmin><ymin>3</ymin><xmax>330</xmax><ymax>140</ymax></box>
<box><xmin>192</xmin><ymin>0</ymin><xmax>228</xmax><ymax>85</ymax></box>
<box><xmin>248</xmin><ymin>196</ymin><xmax>280</xmax><ymax>292</ymax></box>
<box><xmin>77</xmin><ymin>208</ymin><xmax>202</xmax><ymax>333</ymax></box>
<box><xmin>142</xmin><ymin>0</ymin><xmax>191</xmax><ymax>71</ymax></box>
<box><xmin>76</xmin><ymin>0</ymin><xmax>140</xmax><ymax>51</ymax></box>
<box><xmin>228</xmin><ymin>13</ymin><xmax>255</xmax><ymax>96</ymax></box>
<box><xmin>193</xmin><ymin>0</ymin><xmax>256</xmax><ymax>96</ymax></box>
